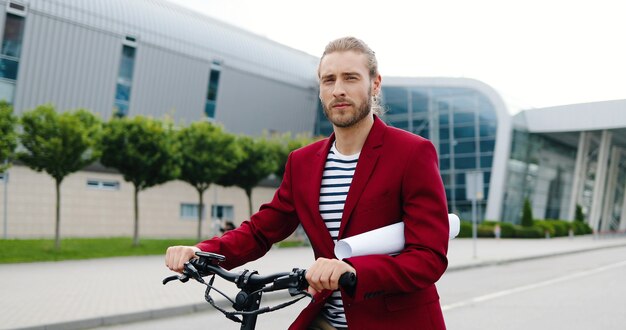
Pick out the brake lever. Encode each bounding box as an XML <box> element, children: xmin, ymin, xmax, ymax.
<box><xmin>183</xmin><ymin>262</ymin><xmax>206</xmax><ymax>284</ymax></box>
<box><xmin>162</xmin><ymin>274</ymin><xmax>189</xmax><ymax>285</ymax></box>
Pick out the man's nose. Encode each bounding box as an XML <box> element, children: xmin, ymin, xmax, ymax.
<box><xmin>332</xmin><ymin>81</ymin><xmax>346</xmax><ymax>98</ymax></box>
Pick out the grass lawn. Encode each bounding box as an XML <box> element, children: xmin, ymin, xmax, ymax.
<box><xmin>0</xmin><ymin>237</ymin><xmax>198</xmax><ymax>264</ymax></box>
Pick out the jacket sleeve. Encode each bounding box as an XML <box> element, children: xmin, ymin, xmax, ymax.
<box><xmin>343</xmin><ymin>140</ymin><xmax>449</xmax><ymax>303</ymax></box>
<box><xmin>195</xmin><ymin>153</ymin><xmax>301</xmax><ymax>270</ymax></box>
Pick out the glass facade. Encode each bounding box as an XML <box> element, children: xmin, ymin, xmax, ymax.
<box><xmin>502</xmin><ymin>130</ymin><xmax>577</xmax><ymax>224</ymax></box>
<box><xmin>314</xmin><ymin>85</ymin><xmax>499</xmax><ymax>221</ymax></box>
<box><xmin>204</xmin><ymin>62</ymin><xmax>221</xmax><ymax>119</ymax></box>
<box><xmin>0</xmin><ymin>12</ymin><xmax>26</xmax><ymax>103</ymax></box>
<box><xmin>113</xmin><ymin>44</ymin><xmax>136</xmax><ymax>117</ymax></box>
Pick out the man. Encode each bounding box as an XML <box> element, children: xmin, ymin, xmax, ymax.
<box><xmin>166</xmin><ymin>36</ymin><xmax>449</xmax><ymax>329</ymax></box>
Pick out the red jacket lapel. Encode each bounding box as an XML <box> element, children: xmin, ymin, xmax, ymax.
<box><xmin>338</xmin><ymin>116</ymin><xmax>386</xmax><ymax>239</ymax></box>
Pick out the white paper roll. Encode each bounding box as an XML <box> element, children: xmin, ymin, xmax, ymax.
<box><xmin>334</xmin><ymin>214</ymin><xmax>461</xmax><ymax>259</ymax></box>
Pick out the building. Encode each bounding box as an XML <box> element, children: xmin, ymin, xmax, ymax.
<box><xmin>505</xmin><ymin>101</ymin><xmax>626</xmax><ymax>232</ymax></box>
<box><xmin>1</xmin><ymin>0</ymin><xmax>625</xmax><ymax>239</ymax></box>
<box><xmin>0</xmin><ymin>0</ymin><xmax>319</xmax><ymax>239</ymax></box>
<box><xmin>319</xmin><ymin>81</ymin><xmax>626</xmax><ymax>232</ymax></box>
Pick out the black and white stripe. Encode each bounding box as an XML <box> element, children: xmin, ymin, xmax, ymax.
<box><xmin>319</xmin><ymin>142</ymin><xmax>358</xmax><ymax>328</ymax></box>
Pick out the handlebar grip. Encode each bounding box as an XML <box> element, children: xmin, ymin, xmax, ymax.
<box><xmin>339</xmin><ymin>272</ymin><xmax>356</xmax><ymax>296</ymax></box>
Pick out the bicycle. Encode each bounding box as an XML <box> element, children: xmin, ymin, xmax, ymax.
<box><xmin>163</xmin><ymin>251</ymin><xmax>357</xmax><ymax>330</ymax></box>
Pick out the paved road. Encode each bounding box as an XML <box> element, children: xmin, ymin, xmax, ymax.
<box><xmin>4</xmin><ymin>236</ymin><xmax>626</xmax><ymax>329</ymax></box>
<box><xmin>440</xmin><ymin>245</ymin><xmax>626</xmax><ymax>330</ymax></box>
<box><xmin>93</xmin><ymin>245</ymin><xmax>626</xmax><ymax>330</ymax></box>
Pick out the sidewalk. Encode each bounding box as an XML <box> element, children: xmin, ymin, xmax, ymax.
<box><xmin>2</xmin><ymin>235</ymin><xmax>626</xmax><ymax>330</ymax></box>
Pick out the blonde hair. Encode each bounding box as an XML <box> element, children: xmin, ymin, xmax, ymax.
<box><xmin>319</xmin><ymin>36</ymin><xmax>383</xmax><ymax>116</ymax></box>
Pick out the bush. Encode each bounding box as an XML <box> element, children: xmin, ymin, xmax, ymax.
<box><xmin>574</xmin><ymin>204</ymin><xmax>585</xmax><ymax>222</ymax></box>
<box><xmin>571</xmin><ymin>221</ymin><xmax>593</xmax><ymax>235</ymax></box>
<box><xmin>534</xmin><ymin>220</ymin><xmax>555</xmax><ymax>237</ymax></box>
<box><xmin>521</xmin><ymin>198</ymin><xmax>534</xmax><ymax>227</ymax></box>
<box><xmin>545</xmin><ymin>219</ymin><xmax>570</xmax><ymax>237</ymax></box>
<box><xmin>482</xmin><ymin>221</ymin><xmax>516</xmax><ymax>238</ymax></box>
<box><xmin>477</xmin><ymin>224</ymin><xmax>495</xmax><ymax>238</ymax></box>
<box><xmin>514</xmin><ymin>225</ymin><xmax>543</xmax><ymax>238</ymax></box>
<box><xmin>499</xmin><ymin>222</ymin><xmax>516</xmax><ymax>238</ymax></box>
<box><xmin>458</xmin><ymin>221</ymin><xmax>473</xmax><ymax>238</ymax></box>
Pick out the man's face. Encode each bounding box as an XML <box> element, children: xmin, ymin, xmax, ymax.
<box><xmin>318</xmin><ymin>51</ymin><xmax>381</xmax><ymax>128</ymax></box>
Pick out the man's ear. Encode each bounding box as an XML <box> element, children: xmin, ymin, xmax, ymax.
<box><xmin>372</xmin><ymin>74</ymin><xmax>382</xmax><ymax>95</ymax></box>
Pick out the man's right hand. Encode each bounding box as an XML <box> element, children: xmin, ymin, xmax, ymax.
<box><xmin>165</xmin><ymin>245</ymin><xmax>201</xmax><ymax>273</ymax></box>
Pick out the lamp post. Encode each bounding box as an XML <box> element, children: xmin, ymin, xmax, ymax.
<box><xmin>2</xmin><ymin>160</ymin><xmax>8</xmax><ymax>239</ymax></box>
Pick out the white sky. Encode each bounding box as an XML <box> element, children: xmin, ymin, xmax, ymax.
<box><xmin>167</xmin><ymin>0</ymin><xmax>626</xmax><ymax>112</ymax></box>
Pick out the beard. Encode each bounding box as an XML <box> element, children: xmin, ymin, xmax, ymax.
<box><xmin>323</xmin><ymin>91</ymin><xmax>372</xmax><ymax>128</ymax></box>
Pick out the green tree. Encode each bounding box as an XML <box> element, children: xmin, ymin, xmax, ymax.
<box><xmin>217</xmin><ymin>136</ymin><xmax>278</xmax><ymax>217</ymax></box>
<box><xmin>521</xmin><ymin>198</ymin><xmax>534</xmax><ymax>227</ymax></box>
<box><xmin>574</xmin><ymin>204</ymin><xmax>585</xmax><ymax>222</ymax></box>
<box><xmin>18</xmin><ymin>105</ymin><xmax>102</xmax><ymax>249</ymax></box>
<box><xmin>0</xmin><ymin>101</ymin><xmax>17</xmax><ymax>172</ymax></box>
<box><xmin>100</xmin><ymin>116</ymin><xmax>179</xmax><ymax>246</ymax></box>
<box><xmin>271</xmin><ymin>132</ymin><xmax>314</xmax><ymax>180</ymax></box>
<box><xmin>176</xmin><ymin>122</ymin><xmax>242</xmax><ymax>241</ymax></box>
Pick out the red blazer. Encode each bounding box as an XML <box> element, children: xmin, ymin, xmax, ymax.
<box><xmin>197</xmin><ymin>116</ymin><xmax>449</xmax><ymax>329</ymax></box>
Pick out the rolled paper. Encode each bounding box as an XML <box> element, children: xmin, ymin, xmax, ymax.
<box><xmin>335</xmin><ymin>214</ymin><xmax>461</xmax><ymax>259</ymax></box>
<box><xmin>449</xmin><ymin>213</ymin><xmax>460</xmax><ymax>239</ymax></box>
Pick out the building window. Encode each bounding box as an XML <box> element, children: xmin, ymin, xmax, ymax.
<box><xmin>204</xmin><ymin>61</ymin><xmax>221</xmax><ymax>119</ymax></box>
<box><xmin>113</xmin><ymin>41</ymin><xmax>136</xmax><ymax>117</ymax></box>
<box><xmin>0</xmin><ymin>9</ymin><xmax>26</xmax><ymax>103</ymax></box>
<box><xmin>180</xmin><ymin>203</ymin><xmax>205</xmax><ymax>220</ymax></box>
<box><xmin>211</xmin><ymin>204</ymin><xmax>233</xmax><ymax>221</ymax></box>
<box><xmin>87</xmin><ymin>179</ymin><xmax>120</xmax><ymax>190</ymax></box>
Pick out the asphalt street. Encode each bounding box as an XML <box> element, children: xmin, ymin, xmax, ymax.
<box><xmin>92</xmin><ymin>245</ymin><xmax>626</xmax><ymax>330</ymax></box>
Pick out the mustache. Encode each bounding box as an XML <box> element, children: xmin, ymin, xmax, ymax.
<box><xmin>328</xmin><ymin>98</ymin><xmax>355</xmax><ymax>108</ymax></box>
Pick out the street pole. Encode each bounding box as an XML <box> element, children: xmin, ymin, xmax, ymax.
<box><xmin>466</xmin><ymin>170</ymin><xmax>484</xmax><ymax>259</ymax></box>
<box><xmin>2</xmin><ymin>160</ymin><xmax>8</xmax><ymax>239</ymax></box>
<box><xmin>472</xmin><ymin>196</ymin><xmax>477</xmax><ymax>258</ymax></box>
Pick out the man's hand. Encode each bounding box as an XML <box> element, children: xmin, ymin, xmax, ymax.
<box><xmin>165</xmin><ymin>245</ymin><xmax>201</xmax><ymax>273</ymax></box>
<box><xmin>306</xmin><ymin>257</ymin><xmax>356</xmax><ymax>295</ymax></box>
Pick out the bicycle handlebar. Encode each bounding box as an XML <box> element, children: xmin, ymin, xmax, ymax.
<box><xmin>162</xmin><ymin>251</ymin><xmax>357</xmax><ymax>295</ymax></box>
<box><xmin>163</xmin><ymin>251</ymin><xmax>357</xmax><ymax>329</ymax></box>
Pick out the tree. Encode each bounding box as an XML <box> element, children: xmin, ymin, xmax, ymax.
<box><xmin>217</xmin><ymin>136</ymin><xmax>278</xmax><ymax>217</ymax></box>
<box><xmin>100</xmin><ymin>116</ymin><xmax>179</xmax><ymax>246</ymax></box>
<box><xmin>271</xmin><ymin>132</ymin><xmax>314</xmax><ymax>180</ymax></box>
<box><xmin>574</xmin><ymin>204</ymin><xmax>585</xmax><ymax>222</ymax></box>
<box><xmin>18</xmin><ymin>105</ymin><xmax>101</xmax><ymax>249</ymax></box>
<box><xmin>521</xmin><ymin>198</ymin><xmax>534</xmax><ymax>227</ymax></box>
<box><xmin>176</xmin><ymin>122</ymin><xmax>242</xmax><ymax>241</ymax></box>
<box><xmin>0</xmin><ymin>101</ymin><xmax>17</xmax><ymax>172</ymax></box>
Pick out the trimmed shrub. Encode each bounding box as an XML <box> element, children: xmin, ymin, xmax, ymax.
<box><xmin>514</xmin><ymin>225</ymin><xmax>543</xmax><ymax>238</ymax></box>
<box><xmin>574</xmin><ymin>204</ymin><xmax>585</xmax><ymax>222</ymax></box>
<box><xmin>477</xmin><ymin>224</ymin><xmax>495</xmax><ymax>238</ymax></box>
<box><xmin>534</xmin><ymin>221</ymin><xmax>555</xmax><ymax>237</ymax></box>
<box><xmin>572</xmin><ymin>221</ymin><xmax>593</xmax><ymax>235</ymax></box>
<box><xmin>483</xmin><ymin>221</ymin><xmax>516</xmax><ymax>238</ymax></box>
<box><xmin>458</xmin><ymin>221</ymin><xmax>473</xmax><ymax>238</ymax></box>
<box><xmin>521</xmin><ymin>198</ymin><xmax>534</xmax><ymax>227</ymax></box>
<box><xmin>546</xmin><ymin>219</ymin><xmax>570</xmax><ymax>237</ymax></box>
<box><xmin>499</xmin><ymin>222</ymin><xmax>516</xmax><ymax>238</ymax></box>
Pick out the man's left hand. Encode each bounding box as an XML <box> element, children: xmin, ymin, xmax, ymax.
<box><xmin>306</xmin><ymin>257</ymin><xmax>356</xmax><ymax>295</ymax></box>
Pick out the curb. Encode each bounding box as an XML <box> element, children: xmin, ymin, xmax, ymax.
<box><xmin>13</xmin><ymin>241</ymin><xmax>626</xmax><ymax>330</ymax></box>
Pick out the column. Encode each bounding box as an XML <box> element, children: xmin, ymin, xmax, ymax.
<box><xmin>589</xmin><ymin>130</ymin><xmax>612</xmax><ymax>232</ymax></box>
<box><xmin>567</xmin><ymin>132</ymin><xmax>590</xmax><ymax>220</ymax></box>
<box><xmin>600</xmin><ymin>147</ymin><xmax>621</xmax><ymax>231</ymax></box>
<box><xmin>619</xmin><ymin>178</ymin><xmax>626</xmax><ymax>232</ymax></box>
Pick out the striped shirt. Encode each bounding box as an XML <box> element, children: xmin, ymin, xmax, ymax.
<box><xmin>319</xmin><ymin>142</ymin><xmax>359</xmax><ymax>329</ymax></box>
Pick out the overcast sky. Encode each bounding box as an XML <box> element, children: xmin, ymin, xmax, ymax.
<box><xmin>167</xmin><ymin>0</ymin><xmax>626</xmax><ymax>112</ymax></box>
